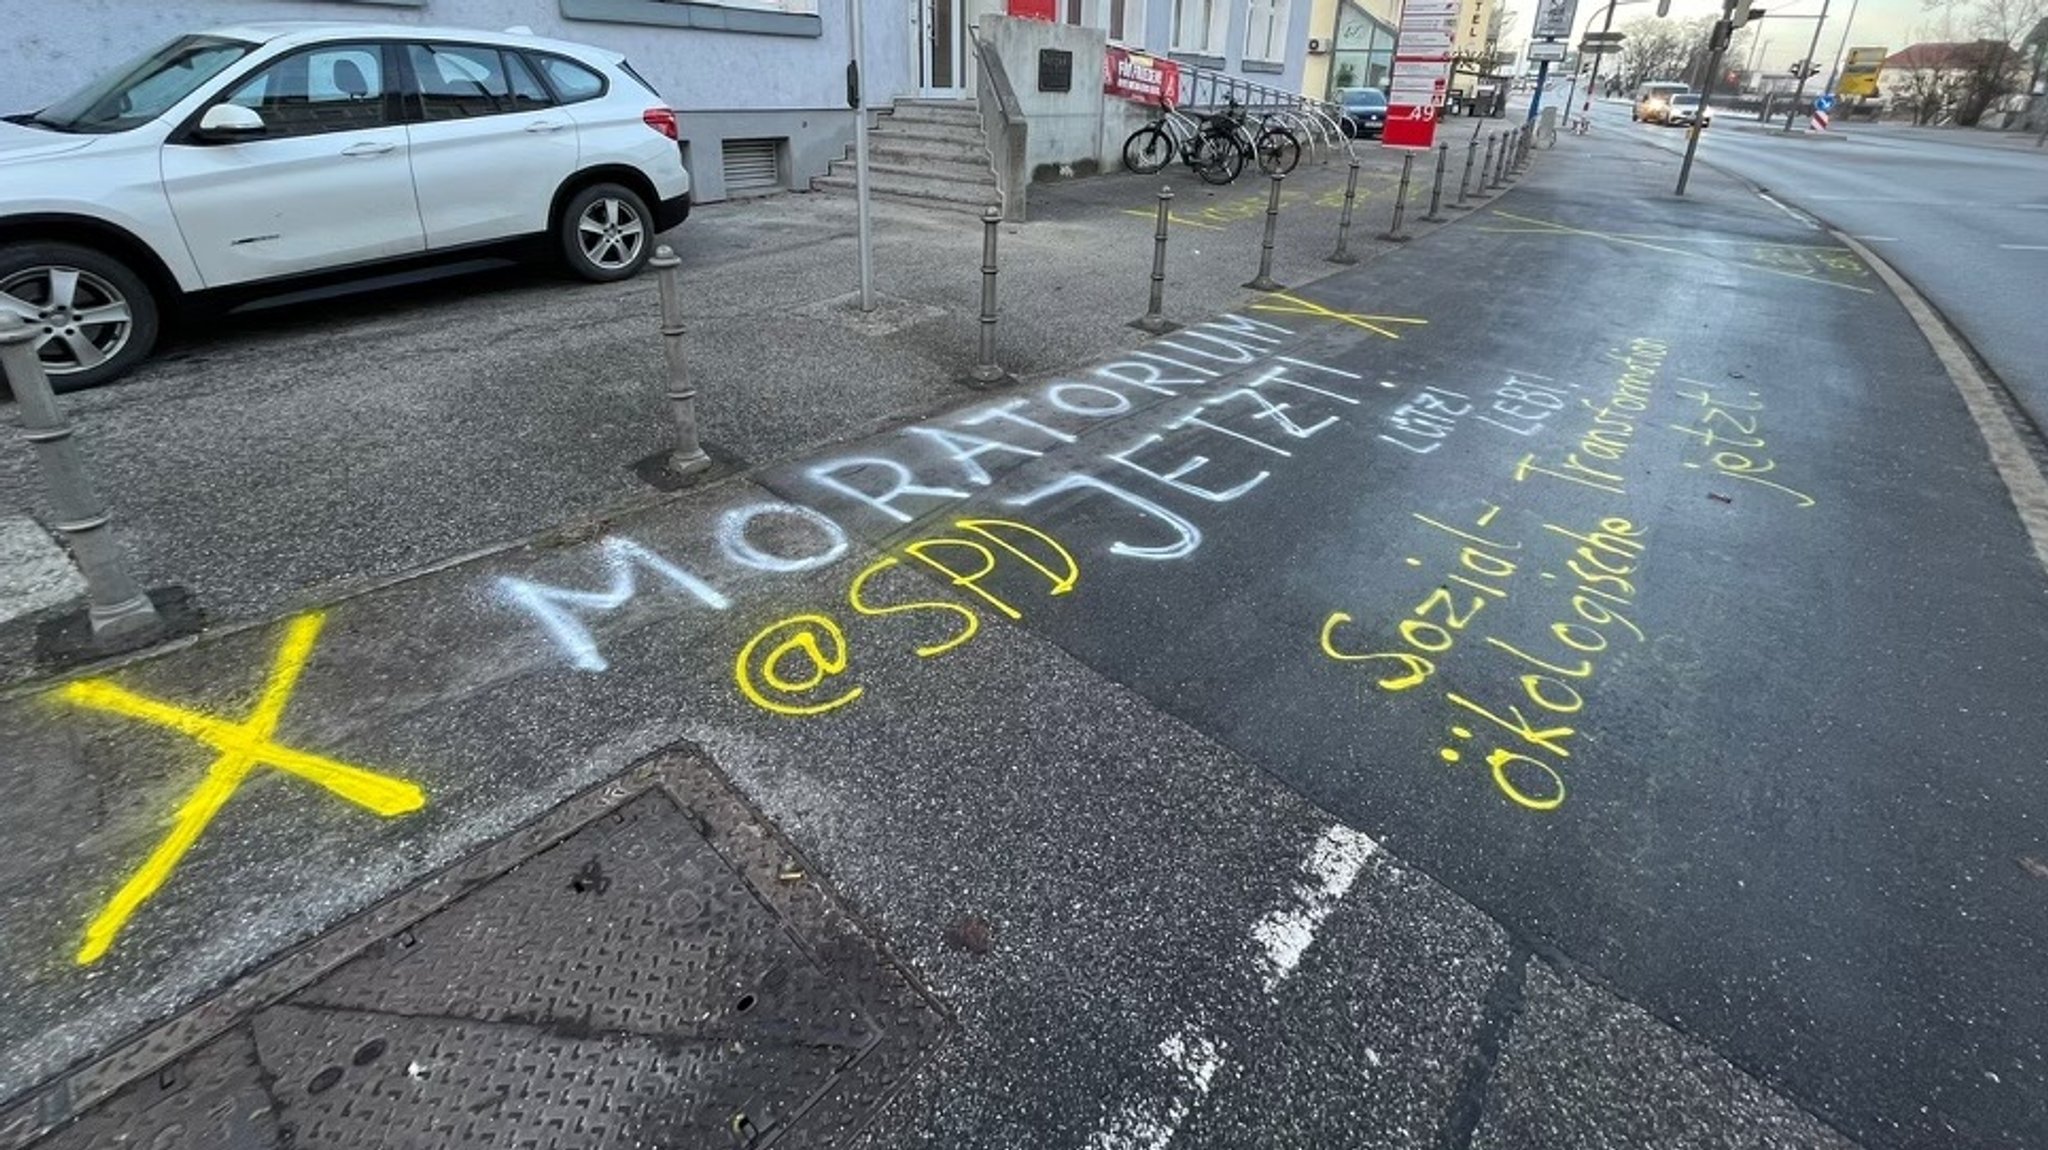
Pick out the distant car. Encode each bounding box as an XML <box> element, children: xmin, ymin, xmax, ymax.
<box><xmin>1666</xmin><ymin>94</ymin><xmax>1713</xmax><ymax>127</ymax></box>
<box><xmin>0</xmin><ymin>22</ymin><xmax>692</xmax><ymax>389</ymax></box>
<box><xmin>1337</xmin><ymin>87</ymin><xmax>1388</xmax><ymax>139</ymax></box>
<box><xmin>1632</xmin><ymin>82</ymin><xmax>1690</xmax><ymax>123</ymax></box>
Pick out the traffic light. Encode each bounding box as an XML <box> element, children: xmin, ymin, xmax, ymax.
<box><xmin>1792</xmin><ymin>59</ymin><xmax>1820</xmax><ymax>78</ymax></box>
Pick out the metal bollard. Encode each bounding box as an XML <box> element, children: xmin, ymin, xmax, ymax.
<box><xmin>1422</xmin><ymin>142</ymin><xmax>1450</xmax><ymax>222</ymax></box>
<box><xmin>1134</xmin><ymin>185</ymin><xmax>1178</xmax><ymax>334</ymax></box>
<box><xmin>1381</xmin><ymin>151</ymin><xmax>1415</xmax><ymax>242</ymax></box>
<box><xmin>971</xmin><ymin>205</ymin><xmax>1005</xmax><ymax>384</ymax></box>
<box><xmin>0</xmin><ymin>315</ymin><xmax>161</xmax><ymax>640</ymax></box>
<box><xmin>650</xmin><ymin>246</ymin><xmax>711</xmax><ymax>477</ymax></box>
<box><xmin>1455</xmin><ymin>138</ymin><xmax>1479</xmax><ymax>208</ymax></box>
<box><xmin>1245</xmin><ymin>172</ymin><xmax>1286</xmax><ymax>291</ymax></box>
<box><xmin>1329</xmin><ymin>160</ymin><xmax>1361</xmax><ymax>265</ymax></box>
<box><xmin>1490</xmin><ymin>134</ymin><xmax>1509</xmax><ymax>189</ymax></box>
<box><xmin>1473</xmin><ymin>135</ymin><xmax>1497</xmax><ymax>198</ymax></box>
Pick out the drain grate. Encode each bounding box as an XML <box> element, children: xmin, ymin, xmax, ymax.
<box><xmin>18</xmin><ymin>751</ymin><xmax>945</xmax><ymax>1149</ymax></box>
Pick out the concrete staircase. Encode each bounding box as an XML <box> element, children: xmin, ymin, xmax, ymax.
<box><xmin>813</xmin><ymin>100</ymin><xmax>1000</xmax><ymax>216</ymax></box>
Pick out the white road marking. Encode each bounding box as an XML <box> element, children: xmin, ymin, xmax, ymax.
<box><xmin>1250</xmin><ymin>825</ymin><xmax>1380</xmax><ymax>994</ymax></box>
<box><xmin>1081</xmin><ymin>823</ymin><xmax>1378</xmax><ymax>1149</ymax></box>
<box><xmin>0</xmin><ymin>516</ymin><xmax>86</xmax><ymax>625</ymax></box>
<box><xmin>1086</xmin><ymin>1029</ymin><xmax>1224</xmax><ymax>1150</ymax></box>
<box><xmin>1852</xmin><ymin>235</ymin><xmax>1899</xmax><ymax>242</ymax></box>
<box><xmin>1755</xmin><ymin>191</ymin><xmax>1821</xmax><ymax>228</ymax></box>
<box><xmin>1997</xmin><ymin>244</ymin><xmax>2048</xmax><ymax>251</ymax></box>
<box><xmin>1842</xmin><ymin>232</ymin><xmax>2048</xmax><ymax>577</ymax></box>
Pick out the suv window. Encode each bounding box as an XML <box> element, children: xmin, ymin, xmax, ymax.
<box><xmin>29</xmin><ymin>35</ymin><xmax>254</xmax><ymax>134</ymax></box>
<box><xmin>408</xmin><ymin>43</ymin><xmax>554</xmax><ymax>120</ymax></box>
<box><xmin>221</xmin><ymin>43</ymin><xmax>392</xmax><ymax>137</ymax></box>
<box><xmin>534</xmin><ymin>55</ymin><xmax>607</xmax><ymax>104</ymax></box>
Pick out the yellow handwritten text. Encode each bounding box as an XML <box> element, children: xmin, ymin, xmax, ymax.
<box><xmin>1672</xmin><ymin>380</ymin><xmax>1816</xmax><ymax>508</ymax></box>
<box><xmin>735</xmin><ymin>518</ymin><xmax>1078</xmax><ymax>716</ymax></box>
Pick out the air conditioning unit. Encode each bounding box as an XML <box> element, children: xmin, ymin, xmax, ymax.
<box><xmin>1308</xmin><ymin>37</ymin><xmax>1329</xmax><ymax>53</ymax></box>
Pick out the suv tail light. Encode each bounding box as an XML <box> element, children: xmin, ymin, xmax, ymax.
<box><xmin>643</xmin><ymin>107</ymin><xmax>679</xmax><ymax>140</ymax></box>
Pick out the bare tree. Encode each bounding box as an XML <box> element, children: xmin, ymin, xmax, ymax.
<box><xmin>1615</xmin><ymin>15</ymin><xmax>1734</xmax><ymax>90</ymax></box>
<box><xmin>1924</xmin><ymin>0</ymin><xmax>2047</xmax><ymax>123</ymax></box>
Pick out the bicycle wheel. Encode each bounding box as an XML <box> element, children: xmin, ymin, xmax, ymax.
<box><xmin>1123</xmin><ymin>126</ymin><xmax>1174</xmax><ymax>175</ymax></box>
<box><xmin>1193</xmin><ymin>135</ymin><xmax>1247</xmax><ymax>185</ymax></box>
<box><xmin>1256</xmin><ymin>127</ymin><xmax>1302</xmax><ymax>175</ymax></box>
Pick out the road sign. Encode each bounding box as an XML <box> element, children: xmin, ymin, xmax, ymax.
<box><xmin>1527</xmin><ymin>40</ymin><xmax>1568</xmax><ymax>61</ymax></box>
<box><xmin>1532</xmin><ymin>0</ymin><xmax>1581</xmax><ymax>39</ymax></box>
<box><xmin>1386</xmin><ymin>0</ymin><xmax>1456</xmax><ymax>148</ymax></box>
<box><xmin>1576</xmin><ymin>41</ymin><xmax>1620</xmax><ymax>54</ymax></box>
<box><xmin>1838</xmin><ymin>46</ymin><xmax>1886</xmax><ymax>98</ymax></box>
<box><xmin>1582</xmin><ymin>30</ymin><xmax>1624</xmax><ymax>42</ymax></box>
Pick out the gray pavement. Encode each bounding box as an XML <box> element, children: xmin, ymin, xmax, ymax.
<box><xmin>4</xmin><ymin>123</ymin><xmax>2045</xmax><ymax>1150</ymax></box>
<box><xmin>0</xmin><ymin>141</ymin><xmax>1446</xmax><ymax>689</ymax></box>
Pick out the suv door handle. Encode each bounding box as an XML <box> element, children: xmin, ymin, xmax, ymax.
<box><xmin>523</xmin><ymin>120</ymin><xmax>569</xmax><ymax>133</ymax></box>
<box><xmin>341</xmin><ymin>141</ymin><xmax>396</xmax><ymax>157</ymax></box>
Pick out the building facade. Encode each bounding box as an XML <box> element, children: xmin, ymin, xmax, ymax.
<box><xmin>3</xmin><ymin>0</ymin><xmax>1306</xmax><ymax>200</ymax></box>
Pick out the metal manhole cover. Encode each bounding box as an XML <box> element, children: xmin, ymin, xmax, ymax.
<box><xmin>18</xmin><ymin>751</ymin><xmax>946</xmax><ymax>1149</ymax></box>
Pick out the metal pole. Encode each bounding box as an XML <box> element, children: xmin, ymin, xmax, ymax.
<box><xmin>1329</xmin><ymin>161</ymin><xmax>1361</xmax><ymax>264</ymax></box>
<box><xmin>1423</xmin><ymin>142</ymin><xmax>1450</xmax><ymax>221</ymax></box>
<box><xmin>1779</xmin><ymin>0</ymin><xmax>1832</xmax><ymax>134</ymax></box>
<box><xmin>1135</xmin><ymin>185</ymin><xmax>1177</xmax><ymax>333</ymax></box>
<box><xmin>1677</xmin><ymin>11</ymin><xmax>1738</xmax><ymax>195</ymax></box>
<box><xmin>1579</xmin><ymin>0</ymin><xmax>1620</xmax><ymax>127</ymax></box>
<box><xmin>1528</xmin><ymin>57</ymin><xmax>1553</xmax><ymax>123</ymax></box>
<box><xmin>1473</xmin><ymin>134</ymin><xmax>1497</xmax><ymax>197</ymax></box>
<box><xmin>971</xmin><ymin>205</ymin><xmax>1004</xmax><ymax>383</ymax></box>
<box><xmin>849</xmin><ymin>0</ymin><xmax>875</xmax><ymax>311</ymax></box>
<box><xmin>1490</xmin><ymin>133</ymin><xmax>1508</xmax><ymax>188</ymax></box>
<box><xmin>1382</xmin><ymin>151</ymin><xmax>1415</xmax><ymax>241</ymax></box>
<box><xmin>1456</xmin><ymin>137</ymin><xmax>1479</xmax><ymax>207</ymax></box>
<box><xmin>0</xmin><ymin>315</ymin><xmax>160</xmax><ymax>640</ymax></box>
<box><xmin>650</xmin><ymin>246</ymin><xmax>712</xmax><ymax>477</ymax></box>
<box><xmin>1246</xmin><ymin>172</ymin><xmax>1286</xmax><ymax>290</ymax></box>
<box><xmin>1823</xmin><ymin>0</ymin><xmax>1862</xmax><ymax>93</ymax></box>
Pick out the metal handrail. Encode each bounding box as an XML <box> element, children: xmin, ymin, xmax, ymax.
<box><xmin>966</xmin><ymin>25</ymin><xmax>1025</xmax><ymax>218</ymax></box>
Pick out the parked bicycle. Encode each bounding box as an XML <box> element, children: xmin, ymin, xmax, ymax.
<box><xmin>1123</xmin><ymin>102</ymin><xmax>1249</xmax><ymax>185</ymax></box>
<box><xmin>1123</xmin><ymin>98</ymin><xmax>1308</xmax><ymax>184</ymax></box>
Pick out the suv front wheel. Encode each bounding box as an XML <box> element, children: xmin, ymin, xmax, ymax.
<box><xmin>0</xmin><ymin>242</ymin><xmax>159</xmax><ymax>393</ymax></box>
<box><xmin>559</xmin><ymin>183</ymin><xmax>655</xmax><ymax>283</ymax></box>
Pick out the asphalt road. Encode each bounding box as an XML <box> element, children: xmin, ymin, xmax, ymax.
<box><xmin>1583</xmin><ymin>99</ymin><xmax>2048</xmax><ymax>430</ymax></box>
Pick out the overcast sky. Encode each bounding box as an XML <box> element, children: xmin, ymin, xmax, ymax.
<box><xmin>1505</xmin><ymin>0</ymin><xmax>1935</xmax><ymax>73</ymax></box>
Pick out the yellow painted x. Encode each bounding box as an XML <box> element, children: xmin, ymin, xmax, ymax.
<box><xmin>59</xmin><ymin>612</ymin><xmax>425</xmax><ymax>965</ymax></box>
<box><xmin>1250</xmin><ymin>292</ymin><xmax>1430</xmax><ymax>341</ymax></box>
<box><xmin>1479</xmin><ymin>210</ymin><xmax>1876</xmax><ymax>295</ymax></box>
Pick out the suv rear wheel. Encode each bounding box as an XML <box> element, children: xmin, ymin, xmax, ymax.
<box><xmin>0</xmin><ymin>242</ymin><xmax>159</xmax><ymax>392</ymax></box>
<box><xmin>559</xmin><ymin>183</ymin><xmax>654</xmax><ymax>283</ymax></box>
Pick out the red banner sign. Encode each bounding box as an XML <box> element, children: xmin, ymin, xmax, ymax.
<box><xmin>1103</xmin><ymin>47</ymin><xmax>1182</xmax><ymax>106</ymax></box>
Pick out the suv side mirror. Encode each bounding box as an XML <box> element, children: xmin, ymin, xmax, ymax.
<box><xmin>195</xmin><ymin>103</ymin><xmax>266</xmax><ymax>141</ymax></box>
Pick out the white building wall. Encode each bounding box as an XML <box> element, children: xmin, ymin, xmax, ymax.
<box><xmin>0</xmin><ymin>0</ymin><xmax>925</xmax><ymax>201</ymax></box>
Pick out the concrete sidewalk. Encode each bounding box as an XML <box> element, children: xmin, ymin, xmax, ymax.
<box><xmin>0</xmin><ymin>136</ymin><xmax>1488</xmax><ymax>691</ymax></box>
<box><xmin>0</xmin><ymin>133</ymin><xmax>1874</xmax><ymax>1150</ymax></box>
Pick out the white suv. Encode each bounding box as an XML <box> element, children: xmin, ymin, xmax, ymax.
<box><xmin>0</xmin><ymin>23</ymin><xmax>692</xmax><ymax>389</ymax></box>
